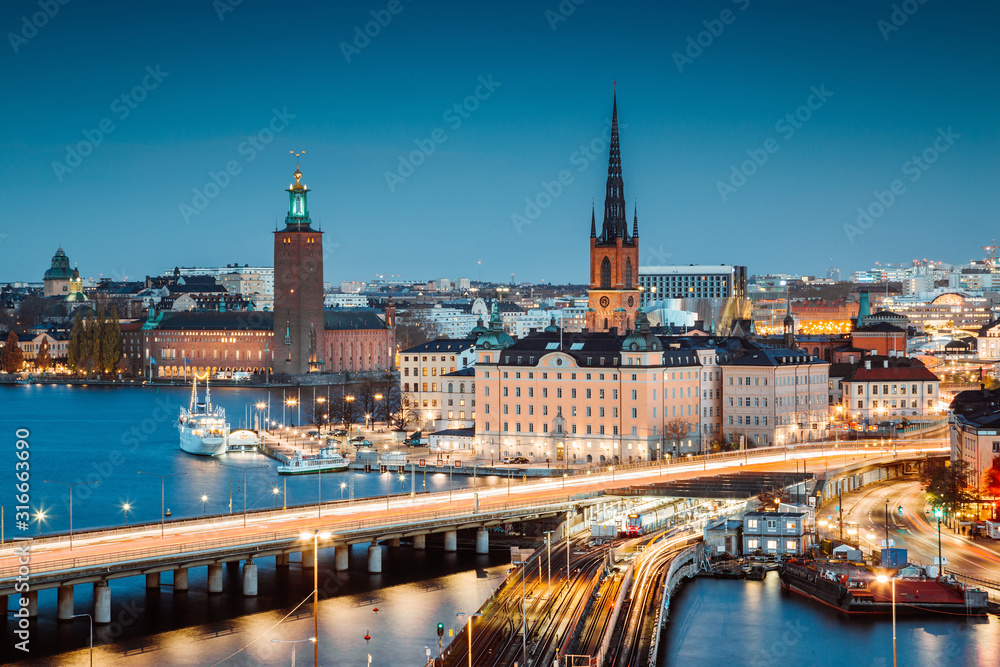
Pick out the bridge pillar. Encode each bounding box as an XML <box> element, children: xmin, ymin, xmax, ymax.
<box><xmin>412</xmin><ymin>534</ymin><xmax>426</xmax><ymax>550</ymax></box>
<box><xmin>368</xmin><ymin>542</ymin><xmax>382</xmax><ymax>573</ymax></box>
<box><xmin>387</xmin><ymin>537</ymin><xmax>400</xmax><ymax>548</ymax></box>
<box><xmin>444</xmin><ymin>530</ymin><xmax>457</xmax><ymax>552</ymax></box>
<box><xmin>476</xmin><ymin>528</ymin><xmax>489</xmax><ymax>554</ymax></box>
<box><xmin>335</xmin><ymin>545</ymin><xmax>350</xmax><ymax>571</ymax></box>
<box><xmin>173</xmin><ymin>568</ymin><xmax>189</xmax><ymax>592</ymax></box>
<box><xmin>22</xmin><ymin>590</ymin><xmax>38</xmax><ymax>617</ymax></box>
<box><xmin>301</xmin><ymin>549</ymin><xmax>315</xmax><ymax>568</ymax></box>
<box><xmin>276</xmin><ymin>553</ymin><xmax>290</xmax><ymax>567</ymax></box>
<box><xmin>208</xmin><ymin>564</ymin><xmax>224</xmax><ymax>594</ymax></box>
<box><xmin>242</xmin><ymin>557</ymin><xmax>258</xmax><ymax>597</ymax></box>
<box><xmin>57</xmin><ymin>585</ymin><xmax>74</xmax><ymax>621</ymax></box>
<box><xmin>94</xmin><ymin>582</ymin><xmax>111</xmax><ymax>624</ymax></box>
<box><xmin>145</xmin><ymin>573</ymin><xmax>161</xmax><ymax>590</ymax></box>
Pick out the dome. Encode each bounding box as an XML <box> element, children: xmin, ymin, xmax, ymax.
<box><xmin>543</xmin><ymin>314</ymin><xmax>559</xmax><ymax>333</ymax></box>
<box><xmin>621</xmin><ymin>309</ymin><xmax>660</xmax><ymax>352</ymax></box>
<box><xmin>44</xmin><ymin>246</ymin><xmax>73</xmax><ymax>281</ymax></box>
<box><xmin>475</xmin><ymin>302</ymin><xmax>514</xmax><ymax>350</ymax></box>
<box><xmin>468</xmin><ymin>316</ymin><xmax>488</xmax><ymax>336</ymax></box>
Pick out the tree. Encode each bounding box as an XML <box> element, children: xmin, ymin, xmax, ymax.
<box><xmin>394</xmin><ymin>308</ymin><xmax>434</xmax><ymax>351</ymax></box>
<box><xmin>665</xmin><ymin>418</ymin><xmax>689</xmax><ymax>454</ymax></box>
<box><xmin>313</xmin><ymin>404</ymin><xmax>330</xmax><ymax>433</ymax></box>
<box><xmin>81</xmin><ymin>309</ymin><xmax>100</xmax><ymax>378</ymax></box>
<box><xmin>357</xmin><ymin>379</ymin><xmax>380</xmax><ymax>425</ymax></box>
<box><xmin>100</xmin><ymin>305</ymin><xmax>123</xmax><ymax>374</ymax></box>
<box><xmin>983</xmin><ymin>456</ymin><xmax>1000</xmax><ymax>520</ymax></box>
<box><xmin>1</xmin><ymin>331</ymin><xmax>24</xmax><ymax>373</ymax></box>
<box><xmin>920</xmin><ymin>458</ymin><xmax>974</xmax><ymax>517</ymax></box>
<box><xmin>330</xmin><ymin>388</ymin><xmax>359</xmax><ymax>430</ymax></box>
<box><xmin>67</xmin><ymin>311</ymin><xmax>83</xmax><ymax>370</ymax></box>
<box><xmin>35</xmin><ymin>337</ymin><xmax>52</xmax><ymax>372</ymax></box>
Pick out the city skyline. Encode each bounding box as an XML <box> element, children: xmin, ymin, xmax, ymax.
<box><xmin>2</xmin><ymin>1</ymin><xmax>998</xmax><ymax>285</ymax></box>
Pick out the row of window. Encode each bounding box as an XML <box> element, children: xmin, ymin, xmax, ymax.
<box><xmin>402</xmin><ymin>366</ymin><xmax>457</xmax><ymax>377</ymax></box>
<box><xmin>856</xmin><ymin>399</ymin><xmax>931</xmax><ymax>409</ymax></box>
<box><xmin>746</xmin><ymin>539</ymin><xmax>797</xmax><ymax>551</ymax></box>
<box><xmin>854</xmin><ymin>383</ymin><xmax>935</xmax><ymax>395</ymax></box>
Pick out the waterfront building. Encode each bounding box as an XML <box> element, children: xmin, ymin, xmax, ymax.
<box><xmin>840</xmin><ymin>356</ymin><xmax>940</xmax><ymax>422</ymax></box>
<box><xmin>951</xmin><ymin>407</ymin><xmax>1000</xmax><ymax>511</ymax></box>
<box><xmin>399</xmin><ymin>338</ymin><xmax>477</xmax><ymax>427</ymax></box>
<box><xmin>742</xmin><ymin>511</ymin><xmax>810</xmax><ymax>556</ymax></box>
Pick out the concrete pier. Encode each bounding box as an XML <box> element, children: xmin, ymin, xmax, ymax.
<box><xmin>145</xmin><ymin>572</ymin><xmax>161</xmax><ymax>590</ymax></box>
<box><xmin>444</xmin><ymin>530</ymin><xmax>457</xmax><ymax>552</ymax></box>
<box><xmin>173</xmin><ymin>568</ymin><xmax>189</xmax><ymax>591</ymax></box>
<box><xmin>276</xmin><ymin>553</ymin><xmax>290</xmax><ymax>568</ymax></box>
<box><xmin>208</xmin><ymin>564</ymin><xmax>223</xmax><ymax>594</ymax></box>
<box><xmin>387</xmin><ymin>537</ymin><xmax>400</xmax><ymax>548</ymax></box>
<box><xmin>302</xmin><ymin>549</ymin><xmax>315</xmax><ymax>568</ymax></box>
<box><xmin>94</xmin><ymin>582</ymin><xmax>111</xmax><ymax>624</ymax></box>
<box><xmin>57</xmin><ymin>585</ymin><xmax>74</xmax><ymax>620</ymax></box>
<box><xmin>242</xmin><ymin>557</ymin><xmax>258</xmax><ymax>597</ymax></box>
<box><xmin>368</xmin><ymin>542</ymin><xmax>382</xmax><ymax>573</ymax></box>
<box><xmin>476</xmin><ymin>527</ymin><xmax>489</xmax><ymax>554</ymax></box>
<box><xmin>413</xmin><ymin>534</ymin><xmax>426</xmax><ymax>550</ymax></box>
<box><xmin>335</xmin><ymin>545</ymin><xmax>350</xmax><ymax>571</ymax></box>
<box><xmin>22</xmin><ymin>590</ymin><xmax>38</xmax><ymax>617</ymax></box>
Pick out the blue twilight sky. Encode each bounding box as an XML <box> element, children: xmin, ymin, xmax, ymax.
<box><xmin>1</xmin><ymin>0</ymin><xmax>998</xmax><ymax>286</ymax></box>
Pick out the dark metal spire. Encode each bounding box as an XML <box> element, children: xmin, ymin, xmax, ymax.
<box><xmin>590</xmin><ymin>202</ymin><xmax>596</xmax><ymax>238</ymax></box>
<box><xmin>632</xmin><ymin>202</ymin><xmax>639</xmax><ymax>238</ymax></box>
<box><xmin>600</xmin><ymin>89</ymin><xmax>627</xmax><ymax>243</ymax></box>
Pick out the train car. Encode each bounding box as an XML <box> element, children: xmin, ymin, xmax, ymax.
<box><xmin>623</xmin><ymin>513</ymin><xmax>642</xmax><ymax>538</ymax></box>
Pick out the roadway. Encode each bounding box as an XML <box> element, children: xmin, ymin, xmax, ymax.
<box><xmin>0</xmin><ymin>441</ymin><xmax>946</xmax><ymax>580</ymax></box>
<box><xmin>819</xmin><ymin>478</ymin><xmax>1000</xmax><ymax>580</ymax></box>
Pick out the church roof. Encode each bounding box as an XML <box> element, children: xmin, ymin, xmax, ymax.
<box><xmin>44</xmin><ymin>246</ymin><xmax>73</xmax><ymax>281</ymax></box>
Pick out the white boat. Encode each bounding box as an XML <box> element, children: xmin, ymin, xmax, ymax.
<box><xmin>178</xmin><ymin>374</ymin><xmax>229</xmax><ymax>456</ymax></box>
<box><xmin>278</xmin><ymin>446</ymin><xmax>350</xmax><ymax>475</ymax></box>
<box><xmin>228</xmin><ymin>429</ymin><xmax>260</xmax><ymax>451</ymax></box>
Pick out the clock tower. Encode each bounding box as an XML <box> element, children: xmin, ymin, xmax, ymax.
<box><xmin>273</xmin><ymin>160</ymin><xmax>325</xmax><ymax>375</ymax></box>
<box><xmin>586</xmin><ymin>90</ymin><xmax>639</xmax><ymax>333</ymax></box>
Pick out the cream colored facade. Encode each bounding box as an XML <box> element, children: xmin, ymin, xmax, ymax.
<box><xmin>952</xmin><ymin>414</ymin><xmax>1000</xmax><ymax>502</ymax></box>
<box><xmin>400</xmin><ymin>340</ymin><xmax>476</xmax><ymax>428</ymax></box>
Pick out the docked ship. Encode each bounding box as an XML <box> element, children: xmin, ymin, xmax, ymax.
<box><xmin>277</xmin><ymin>446</ymin><xmax>350</xmax><ymax>475</ymax></box>
<box><xmin>779</xmin><ymin>558</ymin><xmax>988</xmax><ymax>615</ymax></box>
<box><xmin>178</xmin><ymin>374</ymin><xmax>229</xmax><ymax>456</ymax></box>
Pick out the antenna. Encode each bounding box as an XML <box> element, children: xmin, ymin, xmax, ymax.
<box><xmin>290</xmin><ymin>150</ymin><xmax>306</xmax><ymax>166</ymax></box>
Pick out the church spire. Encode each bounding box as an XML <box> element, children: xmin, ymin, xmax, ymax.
<box><xmin>590</xmin><ymin>202</ymin><xmax>596</xmax><ymax>238</ymax></box>
<box><xmin>600</xmin><ymin>86</ymin><xmax>627</xmax><ymax>244</ymax></box>
<box><xmin>632</xmin><ymin>202</ymin><xmax>639</xmax><ymax>238</ymax></box>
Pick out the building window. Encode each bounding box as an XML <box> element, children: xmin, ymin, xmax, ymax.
<box><xmin>746</xmin><ymin>518</ymin><xmax>758</xmax><ymax>529</ymax></box>
<box><xmin>766</xmin><ymin>540</ymin><xmax>778</xmax><ymax>551</ymax></box>
<box><xmin>786</xmin><ymin>540</ymin><xmax>797</xmax><ymax>551</ymax></box>
<box><xmin>747</xmin><ymin>538</ymin><xmax>760</xmax><ymax>549</ymax></box>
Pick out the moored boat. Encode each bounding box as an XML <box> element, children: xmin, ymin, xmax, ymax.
<box><xmin>277</xmin><ymin>446</ymin><xmax>350</xmax><ymax>475</ymax></box>
<box><xmin>178</xmin><ymin>374</ymin><xmax>229</xmax><ymax>456</ymax></box>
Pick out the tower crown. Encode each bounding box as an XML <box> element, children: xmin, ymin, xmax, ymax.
<box><xmin>284</xmin><ymin>156</ymin><xmax>313</xmax><ymax>230</ymax></box>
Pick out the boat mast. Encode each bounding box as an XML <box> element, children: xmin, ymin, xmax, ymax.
<box><xmin>190</xmin><ymin>372</ymin><xmax>198</xmax><ymax>411</ymax></box>
<box><xmin>205</xmin><ymin>374</ymin><xmax>212</xmax><ymax>413</ymax></box>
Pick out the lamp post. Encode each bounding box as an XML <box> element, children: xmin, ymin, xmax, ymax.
<box><xmin>34</xmin><ymin>508</ymin><xmax>47</xmax><ymax>536</ymax></box>
<box><xmin>272</xmin><ymin>486</ymin><xmax>280</xmax><ymax>509</ymax></box>
<box><xmin>136</xmin><ymin>471</ymin><xmax>187</xmax><ymax>538</ymax></box>
<box><xmin>201</xmin><ymin>494</ymin><xmax>208</xmax><ymax>516</ymax></box>
<box><xmin>344</xmin><ymin>395</ymin><xmax>356</xmax><ymax>434</ymax></box>
<box><xmin>374</xmin><ymin>393</ymin><xmax>383</xmax><ymax>428</ymax></box>
<box><xmin>270</xmin><ymin>637</ymin><xmax>316</xmax><ymax>667</ymax></box>
<box><xmin>315</xmin><ymin>395</ymin><xmax>326</xmax><ymax>435</ymax></box>
<box><xmin>71</xmin><ymin>613</ymin><xmax>93</xmax><ymax>667</ymax></box>
<box><xmin>300</xmin><ymin>529</ymin><xmax>331</xmax><ymax>667</ymax></box>
<box><xmin>42</xmin><ymin>479</ymin><xmax>97</xmax><ymax>549</ymax></box>
<box><xmin>455</xmin><ymin>612</ymin><xmax>483</xmax><ymax>667</ymax></box>
<box><xmin>217</xmin><ymin>464</ymin><xmax>268</xmax><ymax>528</ymax></box>
<box><xmin>876</xmin><ymin>573</ymin><xmax>897</xmax><ymax>667</ymax></box>
<box><xmin>340</xmin><ymin>481</ymin><xmax>347</xmax><ymax>500</ymax></box>
<box><xmin>121</xmin><ymin>502</ymin><xmax>131</xmax><ymax>527</ymax></box>
<box><xmin>934</xmin><ymin>506</ymin><xmax>944</xmax><ymax>578</ymax></box>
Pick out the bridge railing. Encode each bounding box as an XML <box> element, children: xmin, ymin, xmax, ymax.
<box><xmin>0</xmin><ymin>498</ymin><xmax>583</xmax><ymax>580</ymax></box>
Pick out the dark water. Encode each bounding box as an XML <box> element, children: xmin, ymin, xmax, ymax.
<box><xmin>663</xmin><ymin>573</ymin><xmax>1000</xmax><ymax>667</ymax></box>
<box><xmin>0</xmin><ymin>384</ymin><xmax>498</xmax><ymax>535</ymax></box>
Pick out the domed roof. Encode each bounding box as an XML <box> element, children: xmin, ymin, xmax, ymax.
<box><xmin>621</xmin><ymin>309</ymin><xmax>660</xmax><ymax>352</ymax></box>
<box><xmin>44</xmin><ymin>246</ymin><xmax>73</xmax><ymax>281</ymax></box>
<box><xmin>468</xmin><ymin>316</ymin><xmax>488</xmax><ymax>336</ymax></box>
<box><xmin>475</xmin><ymin>302</ymin><xmax>514</xmax><ymax>350</ymax></box>
<box><xmin>543</xmin><ymin>314</ymin><xmax>559</xmax><ymax>333</ymax></box>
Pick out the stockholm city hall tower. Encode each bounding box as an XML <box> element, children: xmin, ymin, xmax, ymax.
<box><xmin>586</xmin><ymin>90</ymin><xmax>640</xmax><ymax>333</ymax></box>
<box><xmin>273</xmin><ymin>160</ymin><xmax>324</xmax><ymax>375</ymax></box>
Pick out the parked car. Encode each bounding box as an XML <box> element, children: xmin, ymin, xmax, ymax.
<box><xmin>508</xmin><ymin>456</ymin><xmax>529</xmax><ymax>464</ymax></box>
<box><xmin>307</xmin><ymin>430</ymin><xmax>319</xmax><ymax>437</ymax></box>
<box><xmin>350</xmin><ymin>435</ymin><xmax>366</xmax><ymax>443</ymax></box>
<box><xmin>332</xmin><ymin>429</ymin><xmax>347</xmax><ymax>436</ymax></box>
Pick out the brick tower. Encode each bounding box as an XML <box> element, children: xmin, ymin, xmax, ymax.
<box><xmin>273</xmin><ymin>160</ymin><xmax>324</xmax><ymax>375</ymax></box>
<box><xmin>586</xmin><ymin>89</ymin><xmax>639</xmax><ymax>333</ymax></box>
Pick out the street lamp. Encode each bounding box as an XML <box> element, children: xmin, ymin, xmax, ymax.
<box><xmin>121</xmin><ymin>502</ymin><xmax>131</xmax><ymax>527</ymax></box>
<box><xmin>934</xmin><ymin>506</ymin><xmax>944</xmax><ymax>578</ymax></box>
<box><xmin>218</xmin><ymin>463</ymin><xmax>269</xmax><ymax>527</ymax></box>
<box><xmin>201</xmin><ymin>494</ymin><xmax>208</xmax><ymax>516</ymax></box>
<box><xmin>272</xmin><ymin>486</ymin><xmax>280</xmax><ymax>508</ymax></box>
<box><xmin>71</xmin><ymin>613</ymin><xmax>93</xmax><ymax>667</ymax></box>
<box><xmin>340</xmin><ymin>481</ymin><xmax>347</xmax><ymax>500</ymax></box>
<box><xmin>455</xmin><ymin>612</ymin><xmax>483</xmax><ymax>667</ymax></box>
<box><xmin>136</xmin><ymin>471</ymin><xmax>187</xmax><ymax>538</ymax></box>
<box><xmin>300</xmin><ymin>529</ymin><xmax>331</xmax><ymax>667</ymax></box>
<box><xmin>270</xmin><ymin>638</ymin><xmax>316</xmax><ymax>666</ymax></box>
<box><xmin>876</xmin><ymin>573</ymin><xmax>897</xmax><ymax>667</ymax></box>
<box><xmin>33</xmin><ymin>508</ymin><xmax>47</xmax><ymax>536</ymax></box>
<box><xmin>374</xmin><ymin>393</ymin><xmax>383</xmax><ymax>427</ymax></box>
<box><xmin>42</xmin><ymin>479</ymin><xmax>97</xmax><ymax>549</ymax></box>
